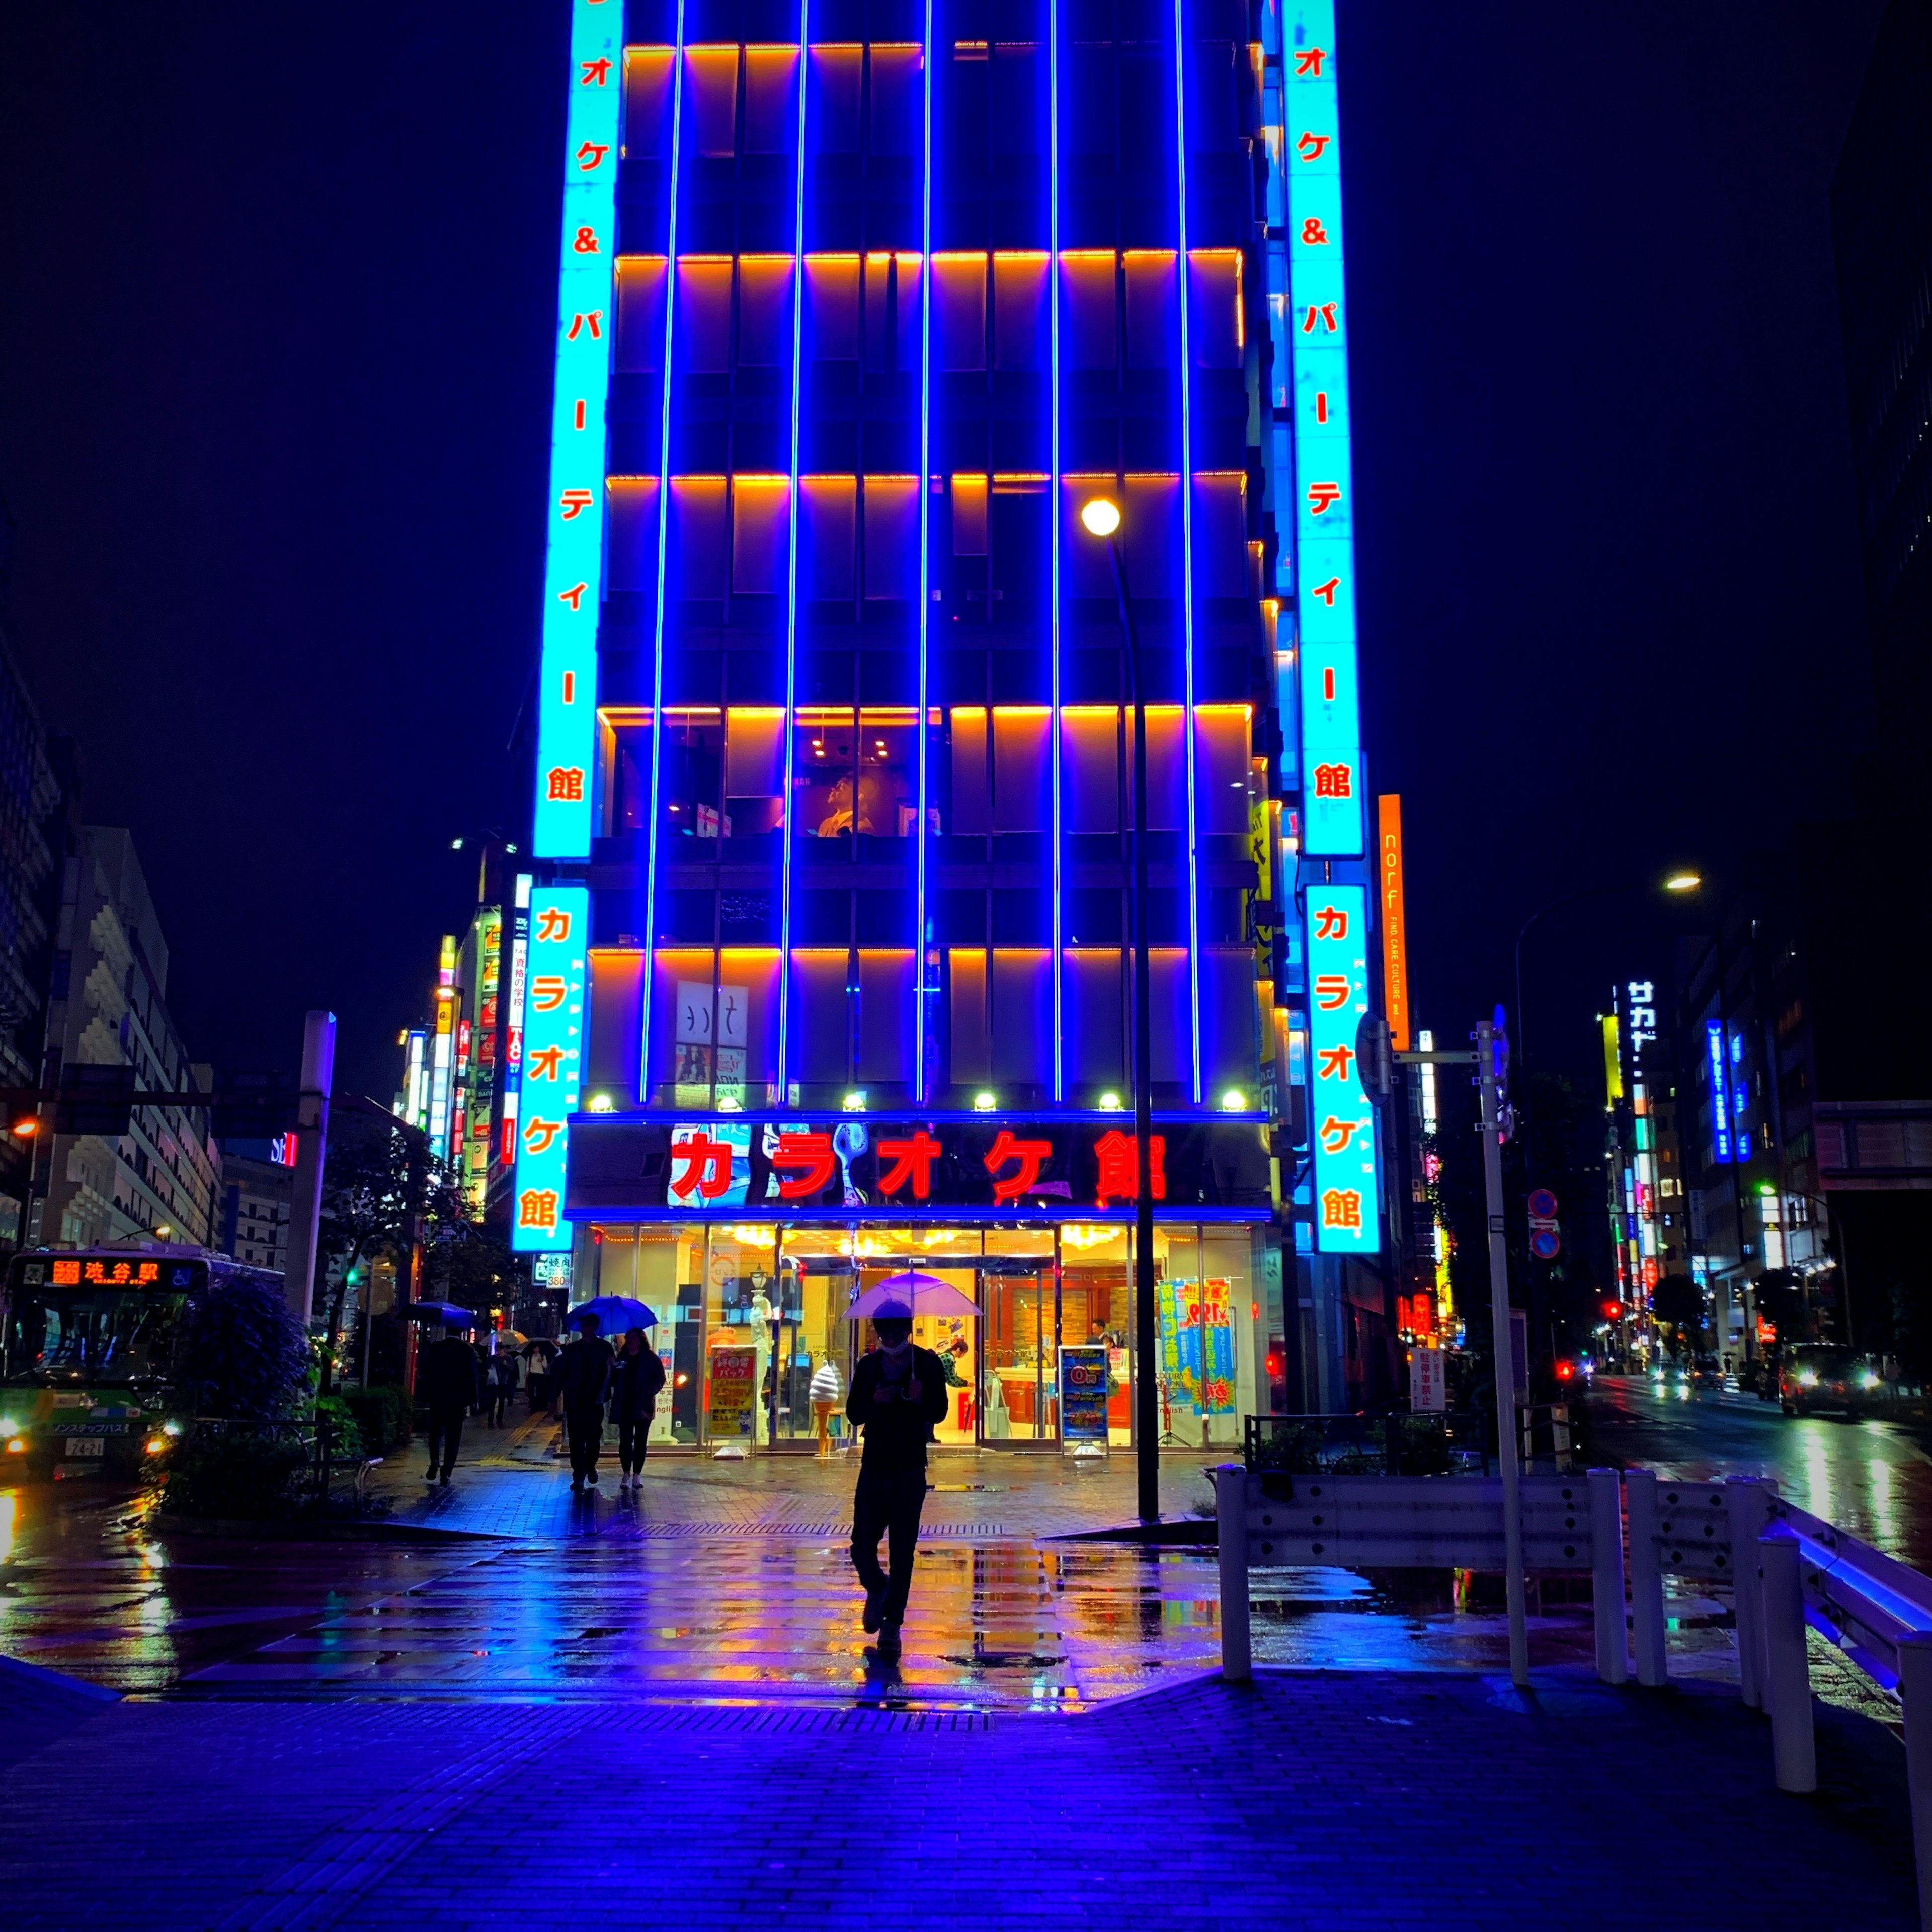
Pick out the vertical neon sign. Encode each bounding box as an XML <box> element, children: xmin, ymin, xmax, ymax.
<box><xmin>512</xmin><ymin>885</ymin><xmax>588</xmax><ymax>1253</ymax></box>
<box><xmin>532</xmin><ymin>0</ymin><xmax>622</xmax><ymax>860</ymax></box>
<box><xmin>1304</xmin><ymin>882</ymin><xmax>1379</xmax><ymax>1255</ymax></box>
<box><xmin>1283</xmin><ymin>1</ymin><xmax>1361</xmax><ymax>859</ymax></box>
<box><xmin>1705</xmin><ymin>1019</ymin><xmax>1732</xmax><ymax>1164</ymax></box>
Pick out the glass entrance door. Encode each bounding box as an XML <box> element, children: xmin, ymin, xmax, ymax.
<box><xmin>980</xmin><ymin>1263</ymin><xmax>1059</xmax><ymax>1444</ymax></box>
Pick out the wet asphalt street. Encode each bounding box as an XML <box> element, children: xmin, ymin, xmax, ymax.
<box><xmin>1587</xmin><ymin>1371</ymin><xmax>1932</xmax><ymax>1566</ymax></box>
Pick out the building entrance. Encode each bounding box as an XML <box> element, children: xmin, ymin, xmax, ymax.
<box><xmin>584</xmin><ymin>1219</ymin><xmax>1259</xmax><ymax>1456</ymax></box>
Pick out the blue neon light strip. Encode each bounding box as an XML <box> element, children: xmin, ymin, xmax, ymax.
<box><xmin>1706</xmin><ymin>1020</ymin><xmax>1732</xmax><ymax>1163</ymax></box>
<box><xmin>1304</xmin><ymin>881</ymin><xmax>1379</xmax><ymax>1254</ymax></box>
<box><xmin>531</xmin><ymin>1</ymin><xmax>623</xmax><ymax>860</ymax></box>
<box><xmin>1284</xmin><ymin>0</ymin><xmax>1362</xmax><ymax>858</ymax></box>
<box><xmin>511</xmin><ymin>884</ymin><xmax>589</xmax><ymax>1252</ymax></box>
<box><xmin>637</xmin><ymin>3</ymin><xmax>689</xmax><ymax>1103</ymax></box>
<box><xmin>1049</xmin><ymin>0</ymin><xmax>1064</xmax><ymax>1101</ymax></box>
<box><xmin>778</xmin><ymin>26</ymin><xmax>810</xmax><ymax>1104</ymax></box>
<box><xmin>913</xmin><ymin>4</ymin><xmax>935</xmax><ymax>1103</ymax></box>
<box><xmin>1173</xmin><ymin>0</ymin><xmax>1202</xmax><ymax>1104</ymax></box>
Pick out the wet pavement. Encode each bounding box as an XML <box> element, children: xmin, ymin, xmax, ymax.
<box><xmin>0</xmin><ymin>1428</ymin><xmax>1673</xmax><ymax>1710</ymax></box>
<box><xmin>1589</xmin><ymin>1372</ymin><xmax>1932</xmax><ymax>1565</ymax></box>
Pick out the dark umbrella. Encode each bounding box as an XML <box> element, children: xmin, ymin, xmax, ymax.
<box><xmin>406</xmin><ymin>1302</ymin><xmax>481</xmax><ymax>1329</ymax></box>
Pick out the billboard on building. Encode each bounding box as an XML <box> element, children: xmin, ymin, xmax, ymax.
<box><xmin>511</xmin><ymin>886</ymin><xmax>587</xmax><ymax>1252</ymax></box>
<box><xmin>1304</xmin><ymin>882</ymin><xmax>1379</xmax><ymax>1254</ymax></box>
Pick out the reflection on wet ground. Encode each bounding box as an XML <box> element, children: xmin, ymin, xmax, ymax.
<box><xmin>1590</xmin><ymin>1373</ymin><xmax>1932</xmax><ymax>1567</ymax></box>
<box><xmin>0</xmin><ymin>1477</ymin><xmax>1745</xmax><ymax>1711</ymax></box>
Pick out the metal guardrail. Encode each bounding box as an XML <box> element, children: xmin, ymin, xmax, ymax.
<box><xmin>1215</xmin><ymin>1462</ymin><xmax>1932</xmax><ymax>1930</ymax></box>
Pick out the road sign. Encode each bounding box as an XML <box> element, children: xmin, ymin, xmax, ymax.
<box><xmin>1527</xmin><ymin>1184</ymin><xmax>1560</xmax><ymax>1261</ymax></box>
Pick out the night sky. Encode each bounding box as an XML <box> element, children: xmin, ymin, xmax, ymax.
<box><xmin>0</xmin><ymin>2</ymin><xmax>1890</xmax><ymax>1104</ymax></box>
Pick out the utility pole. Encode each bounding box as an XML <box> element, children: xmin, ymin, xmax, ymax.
<box><xmin>1106</xmin><ymin>534</ymin><xmax>1159</xmax><ymax>1526</ymax></box>
<box><xmin>284</xmin><ymin>1011</ymin><xmax>337</xmax><ymax>1326</ymax></box>
<box><xmin>1476</xmin><ymin>1016</ymin><xmax>1530</xmax><ymax>1687</ymax></box>
<box><xmin>1401</xmin><ymin>1031</ymin><xmax>1530</xmax><ymax>1685</ymax></box>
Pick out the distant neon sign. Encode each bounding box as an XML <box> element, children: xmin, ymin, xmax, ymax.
<box><xmin>512</xmin><ymin>886</ymin><xmax>587</xmax><ymax>1252</ymax></box>
<box><xmin>531</xmin><ymin>1</ymin><xmax>621</xmax><ymax>859</ymax></box>
<box><xmin>1705</xmin><ymin>1020</ymin><xmax>1731</xmax><ymax>1163</ymax></box>
<box><xmin>1305</xmin><ymin>882</ymin><xmax>1379</xmax><ymax>1254</ymax></box>
<box><xmin>1284</xmin><ymin>2</ymin><xmax>1362</xmax><ymax>859</ymax></box>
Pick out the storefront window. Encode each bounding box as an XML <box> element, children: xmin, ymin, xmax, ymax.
<box><xmin>1061</xmin><ymin>1222</ymin><xmax>1132</xmax><ymax>1446</ymax></box>
<box><xmin>703</xmin><ymin>1225</ymin><xmax>779</xmax><ymax>1446</ymax></box>
<box><xmin>578</xmin><ymin>1217</ymin><xmax>1259</xmax><ymax>1456</ymax></box>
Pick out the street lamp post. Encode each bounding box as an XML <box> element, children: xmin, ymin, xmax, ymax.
<box><xmin>1083</xmin><ymin>497</ymin><xmax>1160</xmax><ymax>1524</ymax></box>
<box><xmin>1511</xmin><ymin>872</ymin><xmax>1701</xmax><ymax>1071</ymax></box>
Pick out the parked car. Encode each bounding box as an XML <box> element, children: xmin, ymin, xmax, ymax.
<box><xmin>1780</xmin><ymin>1344</ymin><xmax>1887</xmax><ymax>1418</ymax></box>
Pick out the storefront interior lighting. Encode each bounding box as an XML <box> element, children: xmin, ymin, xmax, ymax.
<box><xmin>1098</xmin><ymin>1091</ymin><xmax>1122</xmax><ymax>1109</ymax></box>
<box><xmin>973</xmin><ymin>1091</ymin><xmax>997</xmax><ymax>1111</ymax></box>
<box><xmin>1220</xmin><ymin>1089</ymin><xmax>1246</xmax><ymax>1111</ymax></box>
<box><xmin>842</xmin><ymin>1091</ymin><xmax>866</xmax><ymax>1111</ymax></box>
<box><xmin>588</xmin><ymin>1093</ymin><xmax>615</xmax><ymax>1113</ymax></box>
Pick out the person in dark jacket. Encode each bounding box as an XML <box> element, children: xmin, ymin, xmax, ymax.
<box><xmin>487</xmin><ymin>1348</ymin><xmax>518</xmax><ymax>1426</ymax></box>
<box><xmin>551</xmin><ymin>1314</ymin><xmax>616</xmax><ymax>1492</ymax></box>
<box><xmin>419</xmin><ymin>1325</ymin><xmax>482</xmax><ymax>1485</ymax></box>
<box><xmin>845</xmin><ymin>1307</ymin><xmax>950</xmax><ymax>1659</ymax></box>
<box><xmin>609</xmin><ymin>1328</ymin><xmax>667</xmax><ymax>1489</ymax></box>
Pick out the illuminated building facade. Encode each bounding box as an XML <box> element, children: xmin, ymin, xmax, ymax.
<box><xmin>511</xmin><ymin>0</ymin><xmax>1388</xmax><ymax>1442</ymax></box>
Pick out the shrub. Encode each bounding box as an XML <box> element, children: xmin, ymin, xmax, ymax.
<box><xmin>177</xmin><ymin>1276</ymin><xmax>310</xmax><ymax>1420</ymax></box>
<box><xmin>314</xmin><ymin>1393</ymin><xmax>365</xmax><ymax>1460</ymax></box>
<box><xmin>340</xmin><ymin>1384</ymin><xmax>411</xmax><ymax>1451</ymax></box>
<box><xmin>159</xmin><ymin>1430</ymin><xmax>307</xmax><ymax>1521</ymax></box>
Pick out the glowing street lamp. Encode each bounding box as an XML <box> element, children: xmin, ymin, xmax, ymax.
<box><xmin>1080</xmin><ymin>494</ymin><xmax>1158</xmax><ymax>1525</ymax></box>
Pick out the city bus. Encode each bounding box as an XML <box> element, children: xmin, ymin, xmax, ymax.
<box><xmin>0</xmin><ymin>1250</ymin><xmax>282</xmax><ymax>1481</ymax></box>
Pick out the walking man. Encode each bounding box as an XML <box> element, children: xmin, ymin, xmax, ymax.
<box><xmin>846</xmin><ymin>1306</ymin><xmax>949</xmax><ymax>1660</ymax></box>
<box><xmin>419</xmin><ymin>1322</ymin><xmax>481</xmax><ymax>1486</ymax></box>
<box><xmin>552</xmin><ymin>1313</ymin><xmax>616</xmax><ymax>1493</ymax></box>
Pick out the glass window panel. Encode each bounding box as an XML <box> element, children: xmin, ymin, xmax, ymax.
<box><xmin>810</xmin><ymin>45</ymin><xmax>862</xmax><ymax>152</ymax></box>
<box><xmin>731</xmin><ymin>477</ymin><xmax>790</xmax><ymax>596</ymax></box>
<box><xmin>801</xmin><ymin>475</ymin><xmax>856</xmax><ymax>599</ymax></box>
<box><xmin>622</xmin><ymin>48</ymin><xmax>674</xmax><ymax>160</ymax></box>
<box><xmin>934</xmin><ymin>254</ymin><xmax>987</xmax><ymax>371</ymax></box>
<box><xmin>1062</xmin><ymin>253</ymin><xmax>1117</xmax><ymax>370</ymax></box>
<box><xmin>743</xmin><ymin>45</ymin><xmax>798</xmax><ymax>153</ymax></box>
<box><xmin>737</xmin><ymin>257</ymin><xmax>792</xmax><ymax>366</ymax></box>
<box><xmin>807</xmin><ymin>255</ymin><xmax>860</xmax><ymax>361</ymax></box>
<box><xmin>685</xmin><ymin>46</ymin><xmax>739</xmax><ymax>158</ymax></box>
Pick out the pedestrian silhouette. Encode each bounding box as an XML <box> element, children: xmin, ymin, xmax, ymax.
<box><xmin>846</xmin><ymin>1305</ymin><xmax>949</xmax><ymax>1660</ymax></box>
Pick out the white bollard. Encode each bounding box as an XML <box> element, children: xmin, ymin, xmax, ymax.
<box><xmin>1588</xmin><ymin>1467</ymin><xmax>1628</xmax><ymax>1685</ymax></box>
<box><xmin>1625</xmin><ymin>1467</ymin><xmax>1668</xmax><ymax>1687</ymax></box>
<box><xmin>1894</xmin><ymin>1634</ymin><xmax>1932</xmax><ymax>1932</ymax></box>
<box><xmin>1759</xmin><ymin>1525</ymin><xmax>1816</xmax><ymax>1793</ymax></box>
<box><xmin>1216</xmin><ymin>1462</ymin><xmax>1252</xmax><ymax>1683</ymax></box>
<box><xmin>1726</xmin><ymin>1476</ymin><xmax>1773</xmax><ymax>1711</ymax></box>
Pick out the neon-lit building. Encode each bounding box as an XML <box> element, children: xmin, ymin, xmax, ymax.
<box><xmin>511</xmin><ymin>0</ymin><xmax>1388</xmax><ymax>1443</ymax></box>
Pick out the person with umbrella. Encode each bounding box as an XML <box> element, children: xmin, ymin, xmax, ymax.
<box><xmin>552</xmin><ymin>1297</ymin><xmax>651</xmax><ymax>1492</ymax></box>
<box><xmin>609</xmin><ymin>1326</ymin><xmax>666</xmax><ymax>1489</ymax></box>
<box><xmin>845</xmin><ymin>1276</ymin><xmax>959</xmax><ymax>1660</ymax></box>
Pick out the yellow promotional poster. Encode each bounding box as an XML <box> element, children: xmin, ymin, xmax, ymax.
<box><xmin>706</xmin><ymin>1344</ymin><xmax>758</xmax><ymax>1438</ymax></box>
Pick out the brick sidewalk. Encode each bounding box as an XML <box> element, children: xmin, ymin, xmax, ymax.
<box><xmin>0</xmin><ymin>1664</ymin><xmax>1915</xmax><ymax>1928</ymax></box>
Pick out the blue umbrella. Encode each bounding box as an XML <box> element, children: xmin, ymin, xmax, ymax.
<box><xmin>565</xmin><ymin>1295</ymin><xmax>660</xmax><ymax>1331</ymax></box>
<box><xmin>407</xmin><ymin>1302</ymin><xmax>482</xmax><ymax>1329</ymax></box>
